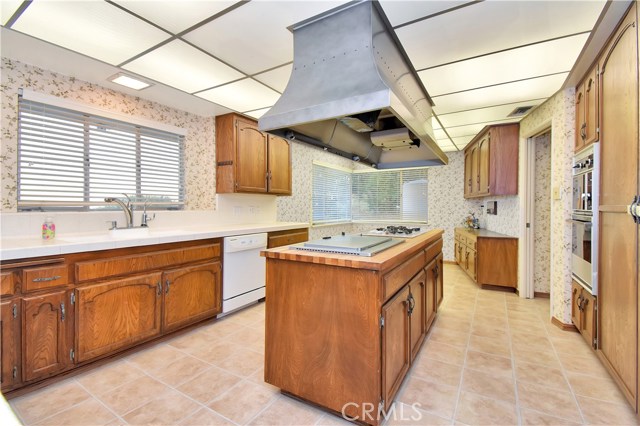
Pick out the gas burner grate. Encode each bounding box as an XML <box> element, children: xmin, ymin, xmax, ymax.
<box><xmin>377</xmin><ymin>226</ymin><xmax>421</xmax><ymax>235</ymax></box>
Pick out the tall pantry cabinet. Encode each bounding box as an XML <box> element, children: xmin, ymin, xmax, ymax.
<box><xmin>597</xmin><ymin>1</ymin><xmax>640</xmax><ymax>411</ymax></box>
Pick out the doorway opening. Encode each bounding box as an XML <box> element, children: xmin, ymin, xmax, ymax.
<box><xmin>522</xmin><ymin>128</ymin><xmax>552</xmax><ymax>299</ymax></box>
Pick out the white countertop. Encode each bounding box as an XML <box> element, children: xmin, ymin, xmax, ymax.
<box><xmin>0</xmin><ymin>222</ymin><xmax>309</xmax><ymax>261</ymax></box>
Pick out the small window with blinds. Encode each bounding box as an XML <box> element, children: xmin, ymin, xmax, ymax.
<box><xmin>352</xmin><ymin>168</ymin><xmax>428</xmax><ymax>223</ymax></box>
<box><xmin>312</xmin><ymin>163</ymin><xmax>352</xmax><ymax>224</ymax></box>
<box><xmin>17</xmin><ymin>97</ymin><xmax>185</xmax><ymax>211</ymax></box>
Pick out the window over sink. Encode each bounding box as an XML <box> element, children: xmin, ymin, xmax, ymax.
<box><xmin>16</xmin><ymin>95</ymin><xmax>185</xmax><ymax>211</ymax></box>
<box><xmin>312</xmin><ymin>162</ymin><xmax>428</xmax><ymax>225</ymax></box>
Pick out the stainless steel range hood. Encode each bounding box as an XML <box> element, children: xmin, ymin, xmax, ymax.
<box><xmin>258</xmin><ymin>0</ymin><xmax>448</xmax><ymax>169</ymax></box>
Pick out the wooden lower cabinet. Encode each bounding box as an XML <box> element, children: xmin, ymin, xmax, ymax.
<box><xmin>409</xmin><ymin>271</ymin><xmax>427</xmax><ymax>362</ymax></box>
<box><xmin>76</xmin><ymin>273</ymin><xmax>163</xmax><ymax>363</ymax></box>
<box><xmin>455</xmin><ymin>228</ymin><xmax>517</xmax><ymax>288</ymax></box>
<box><xmin>382</xmin><ymin>286</ymin><xmax>410</xmax><ymax>408</ymax></box>
<box><xmin>1</xmin><ymin>299</ymin><xmax>20</xmax><ymax>389</ymax></box>
<box><xmin>571</xmin><ymin>280</ymin><xmax>597</xmax><ymax>349</ymax></box>
<box><xmin>435</xmin><ymin>254</ymin><xmax>444</xmax><ymax>308</ymax></box>
<box><xmin>22</xmin><ymin>290</ymin><xmax>73</xmax><ymax>382</ymax></box>
<box><xmin>162</xmin><ymin>262</ymin><xmax>221</xmax><ymax>333</ymax></box>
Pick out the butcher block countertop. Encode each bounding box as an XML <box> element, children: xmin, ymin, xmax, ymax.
<box><xmin>261</xmin><ymin>228</ymin><xmax>444</xmax><ymax>272</ymax></box>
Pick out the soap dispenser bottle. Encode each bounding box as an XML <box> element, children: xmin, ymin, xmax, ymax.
<box><xmin>42</xmin><ymin>217</ymin><xmax>55</xmax><ymax>240</ymax></box>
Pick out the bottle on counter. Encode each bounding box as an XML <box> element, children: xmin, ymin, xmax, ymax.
<box><xmin>42</xmin><ymin>217</ymin><xmax>55</xmax><ymax>240</ymax></box>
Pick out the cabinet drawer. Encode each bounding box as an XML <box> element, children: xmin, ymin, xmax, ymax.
<box><xmin>466</xmin><ymin>235</ymin><xmax>477</xmax><ymax>250</ymax></box>
<box><xmin>0</xmin><ymin>271</ymin><xmax>16</xmax><ymax>296</ymax></box>
<box><xmin>22</xmin><ymin>265</ymin><xmax>69</xmax><ymax>292</ymax></box>
<box><xmin>425</xmin><ymin>239</ymin><xmax>443</xmax><ymax>264</ymax></box>
<box><xmin>267</xmin><ymin>230</ymin><xmax>309</xmax><ymax>248</ymax></box>
<box><xmin>76</xmin><ymin>243</ymin><xmax>220</xmax><ymax>282</ymax></box>
<box><xmin>457</xmin><ymin>234</ymin><xmax>466</xmax><ymax>246</ymax></box>
<box><xmin>384</xmin><ymin>251</ymin><xmax>425</xmax><ymax>301</ymax></box>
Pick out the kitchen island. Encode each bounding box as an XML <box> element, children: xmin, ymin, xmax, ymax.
<box><xmin>261</xmin><ymin>229</ymin><xmax>444</xmax><ymax>425</ymax></box>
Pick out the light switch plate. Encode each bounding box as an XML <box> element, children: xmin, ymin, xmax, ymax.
<box><xmin>553</xmin><ymin>186</ymin><xmax>561</xmax><ymax>200</ymax></box>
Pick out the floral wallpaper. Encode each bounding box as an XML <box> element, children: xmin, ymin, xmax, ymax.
<box><xmin>484</xmin><ymin>196</ymin><xmax>519</xmax><ymax>237</ymax></box>
<box><xmin>520</xmin><ymin>88</ymin><xmax>575</xmax><ymax>324</ymax></box>
<box><xmin>534</xmin><ymin>132</ymin><xmax>552</xmax><ymax>294</ymax></box>
<box><xmin>0</xmin><ymin>58</ymin><xmax>215</xmax><ymax>211</ymax></box>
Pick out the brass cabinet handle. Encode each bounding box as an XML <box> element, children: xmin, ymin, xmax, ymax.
<box><xmin>60</xmin><ymin>302</ymin><xmax>65</xmax><ymax>321</ymax></box>
<box><xmin>156</xmin><ymin>282</ymin><xmax>162</xmax><ymax>296</ymax></box>
<box><xmin>165</xmin><ymin>279</ymin><xmax>171</xmax><ymax>294</ymax></box>
<box><xmin>32</xmin><ymin>275</ymin><xmax>61</xmax><ymax>282</ymax></box>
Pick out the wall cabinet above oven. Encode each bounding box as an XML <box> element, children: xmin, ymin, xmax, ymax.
<box><xmin>216</xmin><ymin>113</ymin><xmax>292</xmax><ymax>196</ymax></box>
<box><xmin>575</xmin><ymin>65</ymin><xmax>599</xmax><ymax>154</ymax></box>
<box><xmin>463</xmin><ymin>123</ymin><xmax>519</xmax><ymax>199</ymax></box>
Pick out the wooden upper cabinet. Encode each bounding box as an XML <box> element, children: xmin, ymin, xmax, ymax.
<box><xmin>236</xmin><ymin>118</ymin><xmax>268</xmax><ymax>193</ymax></box>
<box><xmin>463</xmin><ymin>123</ymin><xmax>519</xmax><ymax>199</ymax></box>
<box><xmin>267</xmin><ymin>135</ymin><xmax>292</xmax><ymax>195</ymax></box>
<box><xmin>162</xmin><ymin>262</ymin><xmax>221</xmax><ymax>333</ymax></box>
<box><xmin>75</xmin><ymin>273</ymin><xmax>162</xmax><ymax>363</ymax></box>
<box><xmin>1</xmin><ymin>299</ymin><xmax>20</xmax><ymax>390</ymax></box>
<box><xmin>216</xmin><ymin>113</ymin><xmax>292</xmax><ymax>195</ymax></box>
<box><xmin>575</xmin><ymin>65</ymin><xmax>599</xmax><ymax>153</ymax></box>
<box><xmin>477</xmin><ymin>134</ymin><xmax>490</xmax><ymax>196</ymax></box>
<box><xmin>22</xmin><ymin>290</ymin><xmax>72</xmax><ymax>382</ymax></box>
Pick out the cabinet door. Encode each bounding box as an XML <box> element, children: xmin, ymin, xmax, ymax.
<box><xmin>236</xmin><ymin>118</ymin><xmax>268</xmax><ymax>193</ymax></box>
<box><xmin>469</xmin><ymin>144</ymin><xmax>479</xmax><ymax>197</ymax></box>
<box><xmin>436</xmin><ymin>254</ymin><xmax>444</xmax><ymax>309</ymax></box>
<box><xmin>409</xmin><ymin>271</ymin><xmax>427</xmax><ymax>362</ymax></box>
<box><xmin>76</xmin><ymin>273</ymin><xmax>162</xmax><ymax>362</ymax></box>
<box><xmin>584</xmin><ymin>66</ymin><xmax>599</xmax><ymax>146</ymax></box>
<box><xmin>464</xmin><ymin>150</ymin><xmax>473</xmax><ymax>198</ymax></box>
<box><xmin>22</xmin><ymin>290</ymin><xmax>71</xmax><ymax>382</ymax></box>
<box><xmin>424</xmin><ymin>260</ymin><xmax>437</xmax><ymax>332</ymax></box>
<box><xmin>597</xmin><ymin>4</ymin><xmax>638</xmax><ymax>407</ymax></box>
<box><xmin>466</xmin><ymin>247</ymin><xmax>477</xmax><ymax>281</ymax></box>
<box><xmin>581</xmin><ymin>291</ymin><xmax>596</xmax><ymax>349</ymax></box>
<box><xmin>381</xmin><ymin>286</ymin><xmax>410</xmax><ymax>407</ymax></box>
<box><xmin>575</xmin><ymin>83</ymin><xmax>586</xmax><ymax>152</ymax></box>
<box><xmin>477</xmin><ymin>134</ymin><xmax>490</xmax><ymax>196</ymax></box>
<box><xmin>1</xmin><ymin>299</ymin><xmax>20</xmax><ymax>390</ymax></box>
<box><xmin>163</xmin><ymin>262</ymin><xmax>221</xmax><ymax>333</ymax></box>
<box><xmin>267</xmin><ymin>135</ymin><xmax>292</xmax><ymax>195</ymax></box>
<box><xmin>571</xmin><ymin>281</ymin><xmax>582</xmax><ymax>329</ymax></box>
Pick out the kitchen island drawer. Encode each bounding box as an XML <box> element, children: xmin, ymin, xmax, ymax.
<box><xmin>383</xmin><ymin>250</ymin><xmax>425</xmax><ymax>301</ymax></box>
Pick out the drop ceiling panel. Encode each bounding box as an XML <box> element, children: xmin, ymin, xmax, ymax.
<box><xmin>244</xmin><ymin>107</ymin><xmax>272</xmax><ymax>119</ymax></box>
<box><xmin>254</xmin><ymin>64</ymin><xmax>293</xmax><ymax>93</ymax></box>
<box><xmin>196</xmin><ymin>79</ymin><xmax>281</xmax><ymax>112</ymax></box>
<box><xmin>419</xmin><ymin>34</ymin><xmax>589</xmax><ymax>96</ymax></box>
<box><xmin>397</xmin><ymin>0</ymin><xmax>605</xmax><ymax>70</ymax></box>
<box><xmin>12</xmin><ymin>1</ymin><xmax>170</xmax><ymax>65</ymax></box>
<box><xmin>378</xmin><ymin>0</ymin><xmax>469</xmax><ymax>27</ymax></box>
<box><xmin>123</xmin><ymin>40</ymin><xmax>244</xmax><ymax>94</ymax></box>
<box><xmin>439</xmin><ymin>145</ymin><xmax>459</xmax><ymax>153</ymax></box>
<box><xmin>438</xmin><ymin>101</ymin><xmax>543</xmax><ymax>128</ymax></box>
<box><xmin>432</xmin><ymin>73</ymin><xmax>567</xmax><ymax>115</ymax></box>
<box><xmin>182</xmin><ymin>1</ymin><xmax>343</xmax><ymax>75</ymax></box>
<box><xmin>451</xmin><ymin>135</ymin><xmax>475</xmax><ymax>149</ymax></box>
<box><xmin>1</xmin><ymin>1</ymin><xmax>22</xmax><ymax>25</ymax></box>
<box><xmin>112</xmin><ymin>1</ymin><xmax>237</xmax><ymax>34</ymax></box>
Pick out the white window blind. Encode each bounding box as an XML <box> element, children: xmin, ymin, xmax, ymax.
<box><xmin>352</xmin><ymin>168</ymin><xmax>428</xmax><ymax>223</ymax></box>
<box><xmin>312</xmin><ymin>163</ymin><xmax>352</xmax><ymax>224</ymax></box>
<box><xmin>17</xmin><ymin>97</ymin><xmax>185</xmax><ymax>210</ymax></box>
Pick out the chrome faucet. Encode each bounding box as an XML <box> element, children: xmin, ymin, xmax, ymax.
<box><xmin>104</xmin><ymin>194</ymin><xmax>133</xmax><ymax>228</ymax></box>
<box><xmin>140</xmin><ymin>200</ymin><xmax>155</xmax><ymax>227</ymax></box>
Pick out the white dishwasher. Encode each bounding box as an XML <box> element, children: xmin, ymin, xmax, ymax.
<box><xmin>222</xmin><ymin>233</ymin><xmax>268</xmax><ymax>314</ymax></box>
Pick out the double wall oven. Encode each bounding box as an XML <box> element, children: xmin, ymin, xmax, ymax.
<box><xmin>571</xmin><ymin>144</ymin><xmax>599</xmax><ymax>294</ymax></box>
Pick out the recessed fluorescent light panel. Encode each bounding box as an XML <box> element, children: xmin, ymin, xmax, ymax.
<box><xmin>109</xmin><ymin>73</ymin><xmax>152</xmax><ymax>90</ymax></box>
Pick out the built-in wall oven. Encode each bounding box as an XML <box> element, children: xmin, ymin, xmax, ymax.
<box><xmin>571</xmin><ymin>144</ymin><xmax>599</xmax><ymax>294</ymax></box>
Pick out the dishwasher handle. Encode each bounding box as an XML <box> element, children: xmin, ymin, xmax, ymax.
<box><xmin>224</xmin><ymin>233</ymin><xmax>268</xmax><ymax>253</ymax></box>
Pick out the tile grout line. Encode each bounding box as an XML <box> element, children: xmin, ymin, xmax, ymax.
<box><xmin>505</xmin><ymin>293</ymin><xmax>523</xmax><ymax>426</ymax></box>
<box><xmin>73</xmin><ymin>378</ymin><xmax>129</xmax><ymax>425</ymax></box>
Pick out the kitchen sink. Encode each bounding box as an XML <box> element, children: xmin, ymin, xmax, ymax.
<box><xmin>109</xmin><ymin>227</ymin><xmax>150</xmax><ymax>239</ymax></box>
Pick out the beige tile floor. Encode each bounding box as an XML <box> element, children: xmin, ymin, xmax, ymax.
<box><xmin>7</xmin><ymin>264</ymin><xmax>639</xmax><ymax>425</ymax></box>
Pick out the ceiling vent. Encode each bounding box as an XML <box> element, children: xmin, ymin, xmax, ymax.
<box><xmin>507</xmin><ymin>106</ymin><xmax>534</xmax><ymax>117</ymax></box>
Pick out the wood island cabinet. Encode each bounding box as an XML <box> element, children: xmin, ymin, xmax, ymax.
<box><xmin>216</xmin><ymin>113</ymin><xmax>292</xmax><ymax>195</ymax></box>
<box><xmin>1</xmin><ymin>239</ymin><xmax>222</xmax><ymax>394</ymax></box>
<box><xmin>263</xmin><ymin>230</ymin><xmax>443</xmax><ymax>425</ymax></box>
<box><xmin>267</xmin><ymin>228</ymin><xmax>309</xmax><ymax>249</ymax></box>
<box><xmin>455</xmin><ymin>228</ymin><xmax>517</xmax><ymax>289</ymax></box>
<box><xmin>463</xmin><ymin>123</ymin><xmax>519</xmax><ymax>199</ymax></box>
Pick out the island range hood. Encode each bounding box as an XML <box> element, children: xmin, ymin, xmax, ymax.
<box><xmin>258</xmin><ymin>0</ymin><xmax>448</xmax><ymax>169</ymax></box>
